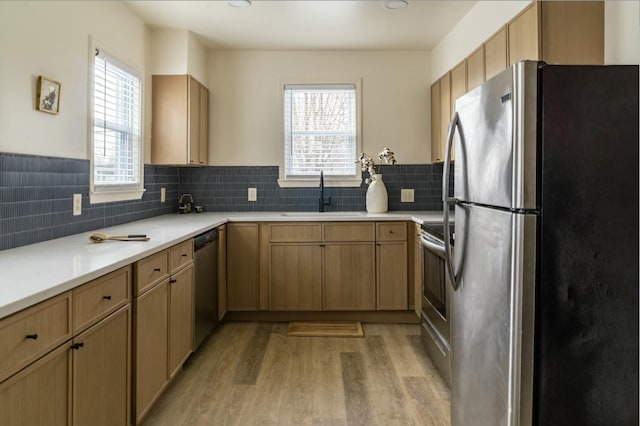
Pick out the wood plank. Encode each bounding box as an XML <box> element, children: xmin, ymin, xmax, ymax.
<box><xmin>233</xmin><ymin>322</ymin><xmax>274</xmax><ymax>385</ymax></box>
<box><xmin>287</xmin><ymin>321</ymin><xmax>364</xmax><ymax>337</ymax></box>
<box><xmin>340</xmin><ymin>352</ymin><xmax>374</xmax><ymax>426</ymax></box>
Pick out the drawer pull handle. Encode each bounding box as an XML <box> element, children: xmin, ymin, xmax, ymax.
<box><xmin>154</xmin><ymin>268</ymin><xmax>161</xmax><ymax>272</ymax></box>
<box><xmin>25</xmin><ymin>334</ymin><xmax>38</xmax><ymax>340</ymax></box>
<box><xmin>181</xmin><ymin>254</ymin><xmax>188</xmax><ymax>257</ymax></box>
<box><xmin>103</xmin><ymin>295</ymin><xmax>112</xmax><ymax>300</ymax></box>
<box><xmin>170</xmin><ymin>279</ymin><xmax>177</xmax><ymax>284</ymax></box>
<box><xmin>71</xmin><ymin>343</ymin><xmax>84</xmax><ymax>350</ymax></box>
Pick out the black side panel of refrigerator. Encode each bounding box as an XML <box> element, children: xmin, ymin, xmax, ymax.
<box><xmin>536</xmin><ymin>65</ymin><xmax>639</xmax><ymax>425</ymax></box>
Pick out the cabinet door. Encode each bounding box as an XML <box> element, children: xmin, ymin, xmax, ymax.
<box><xmin>151</xmin><ymin>75</ymin><xmax>189</xmax><ymax>164</ymax></box>
<box><xmin>270</xmin><ymin>244</ymin><xmax>322</xmax><ymax>311</ymax></box>
<box><xmin>218</xmin><ymin>225</ymin><xmax>227</xmax><ymax>321</ymax></box>
<box><xmin>466</xmin><ymin>46</ymin><xmax>485</xmax><ymax>93</ymax></box>
<box><xmin>414</xmin><ymin>224</ymin><xmax>422</xmax><ymax>317</ymax></box>
<box><xmin>450</xmin><ymin>61</ymin><xmax>467</xmax><ymax>115</ymax></box>
<box><xmin>484</xmin><ymin>26</ymin><xmax>508</xmax><ymax>81</ymax></box>
<box><xmin>377</xmin><ymin>242</ymin><xmax>408</xmax><ymax>310</ymax></box>
<box><xmin>73</xmin><ymin>305</ymin><xmax>131</xmax><ymax>426</ymax></box>
<box><xmin>430</xmin><ymin>80</ymin><xmax>441</xmax><ymax>164</ymax></box>
<box><xmin>508</xmin><ymin>2</ymin><xmax>541</xmax><ymax>65</ymax></box>
<box><xmin>168</xmin><ymin>264</ymin><xmax>194</xmax><ymax>378</ymax></box>
<box><xmin>323</xmin><ymin>243</ymin><xmax>375</xmax><ymax>310</ymax></box>
<box><xmin>198</xmin><ymin>84</ymin><xmax>209</xmax><ymax>165</ymax></box>
<box><xmin>188</xmin><ymin>76</ymin><xmax>200</xmax><ymax>165</ymax></box>
<box><xmin>541</xmin><ymin>1</ymin><xmax>604</xmax><ymax>65</ymax></box>
<box><xmin>227</xmin><ymin>224</ymin><xmax>260</xmax><ymax>311</ymax></box>
<box><xmin>437</xmin><ymin>72</ymin><xmax>451</xmax><ymax>163</ymax></box>
<box><xmin>134</xmin><ymin>281</ymin><xmax>168</xmax><ymax>423</ymax></box>
<box><xmin>0</xmin><ymin>344</ymin><xmax>70</xmax><ymax>426</ymax></box>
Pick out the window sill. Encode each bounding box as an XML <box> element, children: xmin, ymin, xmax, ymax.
<box><xmin>90</xmin><ymin>188</ymin><xmax>146</xmax><ymax>204</ymax></box>
<box><xmin>277</xmin><ymin>178</ymin><xmax>362</xmax><ymax>188</ymax></box>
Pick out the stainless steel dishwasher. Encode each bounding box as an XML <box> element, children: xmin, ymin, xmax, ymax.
<box><xmin>193</xmin><ymin>228</ymin><xmax>218</xmax><ymax>350</ymax></box>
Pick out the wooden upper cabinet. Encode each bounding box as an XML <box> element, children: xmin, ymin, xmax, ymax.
<box><xmin>430</xmin><ymin>80</ymin><xmax>441</xmax><ymax>164</ymax></box>
<box><xmin>509</xmin><ymin>1</ymin><xmax>604</xmax><ymax>66</ymax></box>
<box><xmin>485</xmin><ymin>26</ymin><xmax>508</xmax><ymax>81</ymax></box>
<box><xmin>508</xmin><ymin>2</ymin><xmax>540</xmax><ymax>66</ymax></box>
<box><xmin>152</xmin><ymin>75</ymin><xmax>209</xmax><ymax>166</ymax></box>
<box><xmin>450</xmin><ymin>61</ymin><xmax>467</xmax><ymax>116</ymax></box>
<box><xmin>466</xmin><ymin>46</ymin><xmax>485</xmax><ymax>93</ymax></box>
<box><xmin>540</xmin><ymin>1</ymin><xmax>604</xmax><ymax>65</ymax></box>
<box><xmin>437</xmin><ymin>72</ymin><xmax>451</xmax><ymax>163</ymax></box>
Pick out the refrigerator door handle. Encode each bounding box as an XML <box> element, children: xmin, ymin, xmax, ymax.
<box><xmin>443</xmin><ymin>111</ymin><xmax>460</xmax><ymax>291</ymax></box>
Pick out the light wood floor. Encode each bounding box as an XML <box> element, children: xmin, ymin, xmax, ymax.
<box><xmin>141</xmin><ymin>322</ymin><xmax>451</xmax><ymax>426</ymax></box>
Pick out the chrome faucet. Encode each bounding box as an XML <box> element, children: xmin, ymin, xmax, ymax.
<box><xmin>319</xmin><ymin>170</ymin><xmax>331</xmax><ymax>212</ymax></box>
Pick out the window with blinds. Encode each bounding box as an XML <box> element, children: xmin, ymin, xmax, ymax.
<box><xmin>284</xmin><ymin>84</ymin><xmax>357</xmax><ymax>179</ymax></box>
<box><xmin>92</xmin><ymin>48</ymin><xmax>142</xmax><ymax>195</ymax></box>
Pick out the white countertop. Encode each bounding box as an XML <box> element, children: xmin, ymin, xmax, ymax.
<box><xmin>0</xmin><ymin>210</ymin><xmax>445</xmax><ymax>319</ymax></box>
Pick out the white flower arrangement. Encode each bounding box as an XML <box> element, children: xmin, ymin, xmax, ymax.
<box><xmin>356</xmin><ymin>147</ymin><xmax>397</xmax><ymax>185</ymax></box>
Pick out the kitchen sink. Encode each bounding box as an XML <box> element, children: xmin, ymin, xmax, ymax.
<box><xmin>279</xmin><ymin>211</ymin><xmax>365</xmax><ymax>217</ymax></box>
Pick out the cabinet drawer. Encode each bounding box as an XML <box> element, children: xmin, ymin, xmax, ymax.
<box><xmin>270</xmin><ymin>223</ymin><xmax>322</xmax><ymax>242</ymax></box>
<box><xmin>135</xmin><ymin>250</ymin><xmax>170</xmax><ymax>296</ymax></box>
<box><xmin>170</xmin><ymin>239</ymin><xmax>193</xmax><ymax>273</ymax></box>
<box><xmin>0</xmin><ymin>292</ymin><xmax>72</xmax><ymax>382</ymax></box>
<box><xmin>323</xmin><ymin>222</ymin><xmax>375</xmax><ymax>242</ymax></box>
<box><xmin>73</xmin><ymin>266</ymin><xmax>131</xmax><ymax>334</ymax></box>
<box><xmin>376</xmin><ymin>222</ymin><xmax>407</xmax><ymax>241</ymax></box>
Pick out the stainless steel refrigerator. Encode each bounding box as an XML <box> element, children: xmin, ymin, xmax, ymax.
<box><xmin>441</xmin><ymin>61</ymin><xmax>638</xmax><ymax>425</ymax></box>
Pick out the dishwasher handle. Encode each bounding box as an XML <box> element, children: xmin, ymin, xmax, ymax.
<box><xmin>194</xmin><ymin>229</ymin><xmax>218</xmax><ymax>251</ymax></box>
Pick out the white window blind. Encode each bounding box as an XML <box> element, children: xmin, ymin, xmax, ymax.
<box><xmin>284</xmin><ymin>84</ymin><xmax>357</xmax><ymax>179</ymax></box>
<box><xmin>93</xmin><ymin>48</ymin><xmax>141</xmax><ymax>189</ymax></box>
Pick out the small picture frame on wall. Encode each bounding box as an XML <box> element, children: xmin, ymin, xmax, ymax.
<box><xmin>36</xmin><ymin>76</ymin><xmax>61</xmax><ymax>114</ymax></box>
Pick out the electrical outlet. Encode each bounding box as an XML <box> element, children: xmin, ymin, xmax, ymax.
<box><xmin>401</xmin><ymin>189</ymin><xmax>414</xmax><ymax>203</ymax></box>
<box><xmin>248</xmin><ymin>187</ymin><xmax>257</xmax><ymax>202</ymax></box>
<box><xmin>73</xmin><ymin>193</ymin><xmax>82</xmax><ymax>216</ymax></box>
<box><xmin>160</xmin><ymin>187</ymin><xmax>166</xmax><ymax>203</ymax></box>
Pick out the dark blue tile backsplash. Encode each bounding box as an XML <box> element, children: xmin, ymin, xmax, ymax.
<box><xmin>0</xmin><ymin>152</ymin><xmax>452</xmax><ymax>251</ymax></box>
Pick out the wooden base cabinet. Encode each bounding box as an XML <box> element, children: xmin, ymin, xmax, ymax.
<box><xmin>227</xmin><ymin>223</ymin><xmax>260</xmax><ymax>311</ymax></box>
<box><xmin>270</xmin><ymin>244</ymin><xmax>322</xmax><ymax>311</ymax></box>
<box><xmin>323</xmin><ymin>243</ymin><xmax>376</xmax><ymax>310</ymax></box>
<box><xmin>73</xmin><ymin>306</ymin><xmax>131</xmax><ymax>426</ymax></box>
<box><xmin>0</xmin><ymin>344</ymin><xmax>71</xmax><ymax>426</ymax></box>
<box><xmin>133</xmin><ymin>242</ymin><xmax>194</xmax><ymax>424</ymax></box>
<box><xmin>376</xmin><ymin>222</ymin><xmax>408</xmax><ymax>310</ymax></box>
<box><xmin>1</xmin><ymin>266</ymin><xmax>132</xmax><ymax>426</ymax></box>
<box><xmin>134</xmin><ymin>281</ymin><xmax>169</xmax><ymax>424</ymax></box>
<box><xmin>168</xmin><ymin>265</ymin><xmax>194</xmax><ymax>378</ymax></box>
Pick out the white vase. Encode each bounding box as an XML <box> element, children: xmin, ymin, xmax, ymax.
<box><xmin>366</xmin><ymin>174</ymin><xmax>388</xmax><ymax>213</ymax></box>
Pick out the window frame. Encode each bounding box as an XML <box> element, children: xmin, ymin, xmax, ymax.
<box><xmin>277</xmin><ymin>77</ymin><xmax>363</xmax><ymax>188</ymax></box>
<box><xmin>88</xmin><ymin>39</ymin><xmax>145</xmax><ymax>204</ymax></box>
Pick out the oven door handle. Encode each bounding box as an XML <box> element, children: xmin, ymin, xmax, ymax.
<box><xmin>443</xmin><ymin>111</ymin><xmax>461</xmax><ymax>291</ymax></box>
<box><xmin>420</xmin><ymin>234</ymin><xmax>446</xmax><ymax>256</ymax></box>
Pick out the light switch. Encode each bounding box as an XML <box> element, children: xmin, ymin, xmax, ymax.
<box><xmin>160</xmin><ymin>187</ymin><xmax>166</xmax><ymax>203</ymax></box>
<box><xmin>73</xmin><ymin>193</ymin><xmax>82</xmax><ymax>215</ymax></box>
<box><xmin>401</xmin><ymin>189</ymin><xmax>414</xmax><ymax>203</ymax></box>
<box><xmin>248</xmin><ymin>187</ymin><xmax>257</xmax><ymax>202</ymax></box>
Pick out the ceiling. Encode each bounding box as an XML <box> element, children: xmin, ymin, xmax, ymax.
<box><xmin>125</xmin><ymin>0</ymin><xmax>477</xmax><ymax>51</ymax></box>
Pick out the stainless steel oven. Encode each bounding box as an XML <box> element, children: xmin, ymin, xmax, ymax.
<box><xmin>419</xmin><ymin>223</ymin><xmax>453</xmax><ymax>385</ymax></box>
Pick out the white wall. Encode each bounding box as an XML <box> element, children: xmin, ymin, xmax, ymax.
<box><xmin>430</xmin><ymin>1</ymin><xmax>531</xmax><ymax>82</ymax></box>
<box><xmin>605</xmin><ymin>1</ymin><xmax>640</xmax><ymax>65</ymax></box>
<box><xmin>150</xmin><ymin>29</ymin><xmax>208</xmax><ymax>85</ymax></box>
<box><xmin>207</xmin><ymin>50</ymin><xmax>430</xmax><ymax>166</ymax></box>
<box><xmin>150</xmin><ymin>29</ymin><xmax>188</xmax><ymax>75</ymax></box>
<box><xmin>0</xmin><ymin>1</ymin><xmax>149</xmax><ymax>160</ymax></box>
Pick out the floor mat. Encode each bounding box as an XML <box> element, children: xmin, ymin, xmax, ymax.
<box><xmin>286</xmin><ymin>321</ymin><xmax>364</xmax><ymax>337</ymax></box>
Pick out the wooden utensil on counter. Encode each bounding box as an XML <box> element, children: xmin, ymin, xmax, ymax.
<box><xmin>89</xmin><ymin>233</ymin><xmax>149</xmax><ymax>243</ymax></box>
